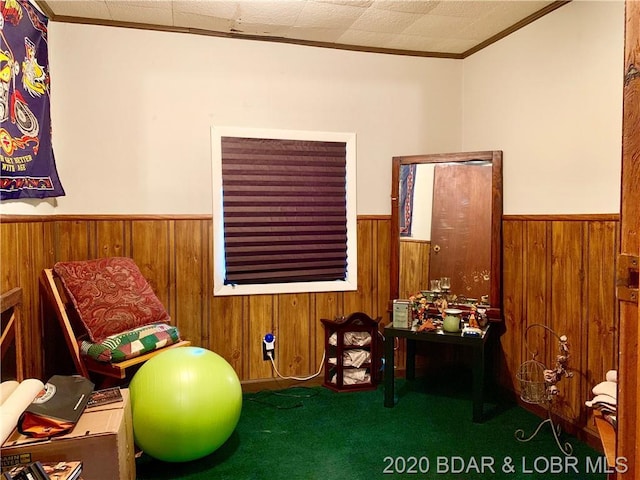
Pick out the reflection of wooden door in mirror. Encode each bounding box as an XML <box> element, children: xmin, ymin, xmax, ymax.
<box><xmin>390</xmin><ymin>151</ymin><xmax>502</xmax><ymax>319</ymax></box>
<box><xmin>430</xmin><ymin>163</ymin><xmax>492</xmax><ymax>301</ymax></box>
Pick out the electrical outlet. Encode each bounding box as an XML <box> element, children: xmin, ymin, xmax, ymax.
<box><xmin>262</xmin><ymin>333</ymin><xmax>276</xmax><ymax>361</ymax></box>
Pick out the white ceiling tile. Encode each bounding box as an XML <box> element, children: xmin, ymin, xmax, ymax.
<box><xmin>402</xmin><ymin>13</ymin><xmax>472</xmax><ymax>38</ymax></box>
<box><xmin>476</xmin><ymin>1</ymin><xmax>552</xmax><ymax>27</ymax></box>
<box><xmin>316</xmin><ymin>0</ymin><xmax>374</xmax><ymax>7</ymax></box>
<box><xmin>296</xmin><ymin>1</ymin><xmax>366</xmax><ymax>29</ymax></box>
<box><xmin>106</xmin><ymin>2</ymin><xmax>174</xmax><ymax>25</ymax></box>
<box><xmin>44</xmin><ymin>0</ymin><xmax>112</xmax><ymax>19</ymax></box>
<box><xmin>236</xmin><ymin>1</ymin><xmax>306</xmax><ymax>26</ymax></box>
<box><xmin>349</xmin><ymin>7</ymin><xmax>421</xmax><ymax>34</ymax></box>
<box><xmin>109</xmin><ymin>0</ymin><xmax>172</xmax><ymax>8</ymax></box>
<box><xmin>172</xmin><ymin>0</ymin><xmax>240</xmax><ymax>18</ymax></box>
<box><xmin>372</xmin><ymin>0</ymin><xmax>440</xmax><ymax>15</ymax></box>
<box><xmin>173</xmin><ymin>11</ymin><xmax>234</xmax><ymax>31</ymax></box>
<box><xmin>40</xmin><ymin>0</ymin><xmax>560</xmax><ymax>56</ymax></box>
<box><xmin>429</xmin><ymin>0</ymin><xmax>500</xmax><ymax>18</ymax></box>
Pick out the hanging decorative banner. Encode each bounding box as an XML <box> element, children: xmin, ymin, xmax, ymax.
<box><xmin>0</xmin><ymin>0</ymin><xmax>64</xmax><ymax>200</ymax></box>
<box><xmin>399</xmin><ymin>164</ymin><xmax>416</xmax><ymax>237</ymax></box>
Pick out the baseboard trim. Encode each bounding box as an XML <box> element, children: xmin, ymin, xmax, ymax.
<box><xmin>241</xmin><ymin>376</ymin><xmax>325</xmax><ymax>393</ymax></box>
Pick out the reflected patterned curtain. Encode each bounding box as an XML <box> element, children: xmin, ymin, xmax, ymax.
<box><xmin>399</xmin><ymin>164</ymin><xmax>416</xmax><ymax>237</ymax></box>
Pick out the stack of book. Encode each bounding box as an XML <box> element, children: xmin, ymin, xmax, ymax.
<box><xmin>86</xmin><ymin>386</ymin><xmax>122</xmax><ymax>408</ymax></box>
<box><xmin>3</xmin><ymin>461</ymin><xmax>82</xmax><ymax>480</ymax></box>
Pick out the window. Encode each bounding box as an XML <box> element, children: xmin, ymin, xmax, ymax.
<box><xmin>212</xmin><ymin>127</ymin><xmax>357</xmax><ymax>296</ymax></box>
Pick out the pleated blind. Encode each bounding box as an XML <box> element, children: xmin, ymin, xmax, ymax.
<box><xmin>221</xmin><ymin>137</ymin><xmax>348</xmax><ymax>285</ymax></box>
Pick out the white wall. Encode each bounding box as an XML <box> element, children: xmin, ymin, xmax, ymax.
<box><xmin>0</xmin><ymin>1</ymin><xmax>625</xmax><ymax>217</ymax></box>
<box><xmin>0</xmin><ymin>23</ymin><xmax>461</xmax><ymax>215</ymax></box>
<box><xmin>462</xmin><ymin>0</ymin><xmax>624</xmax><ymax>215</ymax></box>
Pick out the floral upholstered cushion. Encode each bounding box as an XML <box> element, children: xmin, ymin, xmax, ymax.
<box><xmin>80</xmin><ymin>322</ymin><xmax>181</xmax><ymax>363</ymax></box>
<box><xmin>54</xmin><ymin>257</ymin><xmax>171</xmax><ymax>343</ymax></box>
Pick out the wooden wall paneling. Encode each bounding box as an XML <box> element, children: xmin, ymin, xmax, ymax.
<box><xmin>500</xmin><ymin>220</ymin><xmax>525</xmax><ymax>392</ymax></box>
<box><xmin>584</xmin><ymin>221</ymin><xmax>619</xmax><ymax>436</ymax></box>
<box><xmin>522</xmin><ymin>221</ymin><xmax>551</xmax><ymax>391</ymax></box>
<box><xmin>399</xmin><ymin>240</ymin><xmax>429</xmax><ymax>299</ymax></box>
<box><xmin>1</xmin><ymin>222</ymin><xmax>23</xmax><ymax>379</ymax></box>
<box><xmin>23</xmin><ymin>222</ymin><xmax>54</xmax><ymax>378</ymax></box>
<box><xmin>173</xmin><ymin>220</ymin><xmax>207</xmax><ymax>345</ymax></box>
<box><xmin>0</xmin><ymin>222</ymin><xmax>50</xmax><ymax>379</ymax></box>
<box><xmin>315</xmin><ymin>292</ymin><xmax>342</xmax><ymax>371</ymax></box>
<box><xmin>1</xmin><ymin>223</ymin><xmax>20</xmax><ymax>294</ymax></box>
<box><xmin>130</xmin><ymin>221</ymin><xmax>172</xmax><ymax>314</ymax></box>
<box><xmin>277</xmin><ymin>293</ymin><xmax>311</xmax><ymax>377</ymax></box>
<box><xmin>203</xmin><ymin>220</ymin><xmax>212</xmax><ymax>349</ymax></box>
<box><xmin>211</xmin><ymin>295</ymin><xmax>245</xmax><ymax>377</ymax></box>
<box><xmin>54</xmin><ymin>220</ymin><xmax>94</xmax><ymax>261</ymax></box>
<box><xmin>247</xmin><ymin>295</ymin><xmax>274</xmax><ymax>380</ymax></box>
<box><xmin>359</xmin><ymin>219</ymin><xmax>375</xmax><ymax>316</ymax></box>
<box><xmin>307</xmin><ymin>293</ymin><xmax>318</xmax><ymax>375</ymax></box>
<box><xmin>375</xmin><ymin>218</ymin><xmax>392</xmax><ymax>320</ymax></box>
<box><xmin>95</xmin><ymin>220</ymin><xmax>130</xmax><ymax>258</ymax></box>
<box><xmin>550</xmin><ymin>221</ymin><xmax>584</xmax><ymax>423</ymax></box>
<box><xmin>0</xmin><ymin>213</ymin><xmax>622</xmax><ymax>446</ymax></box>
<box><xmin>343</xmin><ymin>220</ymin><xmax>370</xmax><ymax>315</ymax></box>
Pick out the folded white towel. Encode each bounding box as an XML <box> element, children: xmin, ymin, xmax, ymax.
<box><xmin>327</xmin><ymin>349</ymin><xmax>371</xmax><ymax>368</ymax></box>
<box><xmin>586</xmin><ymin>394</ymin><xmax>617</xmax><ymax>409</ymax></box>
<box><xmin>606</xmin><ymin>370</ymin><xmax>617</xmax><ymax>383</ymax></box>
<box><xmin>592</xmin><ymin>381</ymin><xmax>617</xmax><ymax>400</ymax></box>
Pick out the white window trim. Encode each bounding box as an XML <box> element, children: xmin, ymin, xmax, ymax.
<box><xmin>211</xmin><ymin>126</ymin><xmax>358</xmax><ymax>297</ymax></box>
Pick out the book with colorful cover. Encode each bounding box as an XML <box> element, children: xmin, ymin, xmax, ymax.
<box><xmin>40</xmin><ymin>461</ymin><xmax>82</xmax><ymax>480</ymax></box>
<box><xmin>87</xmin><ymin>386</ymin><xmax>122</xmax><ymax>408</ymax></box>
<box><xmin>3</xmin><ymin>461</ymin><xmax>50</xmax><ymax>480</ymax></box>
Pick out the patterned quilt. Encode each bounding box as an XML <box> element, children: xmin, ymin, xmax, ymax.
<box><xmin>80</xmin><ymin>322</ymin><xmax>181</xmax><ymax>363</ymax></box>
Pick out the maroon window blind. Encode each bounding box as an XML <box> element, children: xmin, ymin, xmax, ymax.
<box><xmin>221</xmin><ymin>137</ymin><xmax>348</xmax><ymax>285</ymax></box>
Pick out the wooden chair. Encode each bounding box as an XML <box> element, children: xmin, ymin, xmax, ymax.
<box><xmin>40</xmin><ymin>268</ymin><xmax>190</xmax><ymax>387</ymax></box>
<box><xmin>1</xmin><ymin>287</ymin><xmax>25</xmax><ymax>381</ymax></box>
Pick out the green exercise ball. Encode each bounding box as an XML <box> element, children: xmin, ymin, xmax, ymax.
<box><xmin>129</xmin><ymin>346</ymin><xmax>242</xmax><ymax>462</ymax></box>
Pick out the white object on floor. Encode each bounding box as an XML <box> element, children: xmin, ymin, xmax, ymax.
<box><xmin>0</xmin><ymin>378</ymin><xmax>45</xmax><ymax>444</ymax></box>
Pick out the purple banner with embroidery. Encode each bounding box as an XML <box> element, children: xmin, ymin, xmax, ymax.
<box><xmin>399</xmin><ymin>164</ymin><xmax>416</xmax><ymax>237</ymax></box>
<box><xmin>0</xmin><ymin>0</ymin><xmax>64</xmax><ymax>200</ymax></box>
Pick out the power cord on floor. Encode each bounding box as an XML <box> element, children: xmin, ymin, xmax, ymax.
<box><xmin>247</xmin><ymin>386</ymin><xmax>320</xmax><ymax>409</ymax></box>
<box><xmin>267</xmin><ymin>350</ymin><xmax>326</xmax><ymax>381</ymax></box>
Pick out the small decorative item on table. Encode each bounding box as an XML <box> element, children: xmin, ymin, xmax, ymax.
<box><xmin>443</xmin><ymin>308</ymin><xmax>463</xmax><ymax>333</ymax></box>
<box><xmin>407</xmin><ymin>292</ymin><xmax>440</xmax><ymax>332</ymax></box>
<box><xmin>392</xmin><ymin>299</ymin><xmax>412</xmax><ymax>329</ymax></box>
<box><xmin>408</xmin><ymin>292</ymin><xmax>429</xmax><ymax>328</ymax></box>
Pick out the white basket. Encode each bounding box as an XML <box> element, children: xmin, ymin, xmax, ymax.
<box><xmin>517</xmin><ymin>359</ymin><xmax>548</xmax><ymax>404</ymax></box>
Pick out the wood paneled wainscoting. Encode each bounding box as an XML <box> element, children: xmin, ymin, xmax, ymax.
<box><xmin>0</xmin><ymin>213</ymin><xmax>619</xmax><ymax>447</ymax></box>
<box><xmin>396</xmin><ymin>214</ymin><xmax>618</xmax><ymax>447</ymax></box>
<box><xmin>501</xmin><ymin>214</ymin><xmax>619</xmax><ymax>447</ymax></box>
<box><xmin>0</xmin><ymin>214</ymin><xmax>392</xmax><ymax>387</ymax></box>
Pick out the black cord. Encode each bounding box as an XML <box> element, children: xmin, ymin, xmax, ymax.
<box><xmin>246</xmin><ymin>386</ymin><xmax>320</xmax><ymax>410</ymax></box>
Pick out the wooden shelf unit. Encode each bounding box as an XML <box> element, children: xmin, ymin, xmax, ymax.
<box><xmin>321</xmin><ymin>312</ymin><xmax>381</xmax><ymax>392</ymax></box>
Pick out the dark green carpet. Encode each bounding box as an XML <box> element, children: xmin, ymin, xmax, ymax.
<box><xmin>135</xmin><ymin>373</ymin><xmax>607</xmax><ymax>480</ymax></box>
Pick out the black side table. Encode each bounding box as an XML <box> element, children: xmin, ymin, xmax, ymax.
<box><xmin>383</xmin><ymin>324</ymin><xmax>491</xmax><ymax>423</ymax></box>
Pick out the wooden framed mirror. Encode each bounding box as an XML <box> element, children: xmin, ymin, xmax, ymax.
<box><xmin>390</xmin><ymin>151</ymin><xmax>503</xmax><ymax>319</ymax></box>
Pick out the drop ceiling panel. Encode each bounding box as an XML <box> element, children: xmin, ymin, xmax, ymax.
<box><xmin>37</xmin><ymin>0</ymin><xmax>566</xmax><ymax>57</ymax></box>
